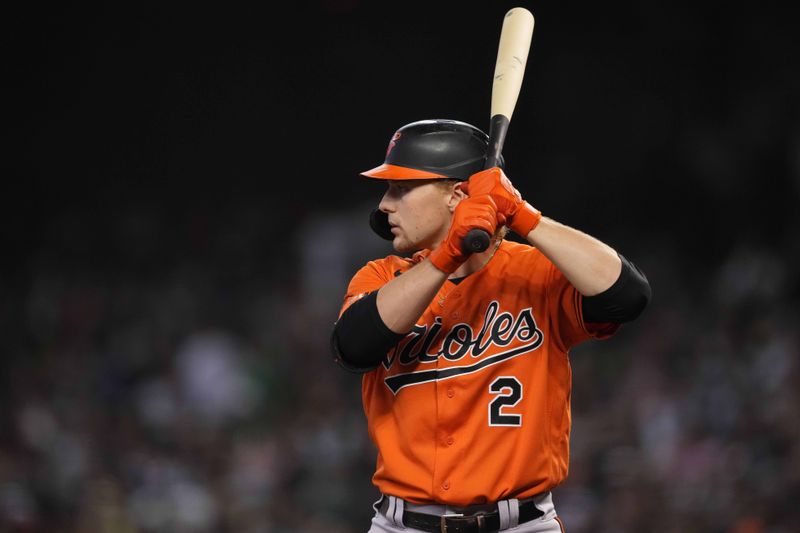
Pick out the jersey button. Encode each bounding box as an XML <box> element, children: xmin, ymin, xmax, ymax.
<box><xmin>451</xmin><ymin>312</ymin><xmax>459</xmax><ymax>319</ymax></box>
<box><xmin>446</xmin><ymin>388</ymin><xmax>455</xmax><ymax>398</ymax></box>
<box><xmin>442</xmin><ymin>481</ymin><xmax>450</xmax><ymax>490</ymax></box>
<box><xmin>446</xmin><ymin>436</ymin><xmax>454</xmax><ymax>446</ymax></box>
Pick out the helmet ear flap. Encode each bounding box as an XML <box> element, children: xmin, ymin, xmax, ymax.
<box><xmin>369</xmin><ymin>208</ymin><xmax>394</xmax><ymax>241</ymax></box>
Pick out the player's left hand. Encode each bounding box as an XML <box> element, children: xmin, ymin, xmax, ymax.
<box><xmin>428</xmin><ymin>194</ymin><xmax>502</xmax><ymax>274</ymax></box>
<box><xmin>464</xmin><ymin>167</ymin><xmax>542</xmax><ymax>237</ymax></box>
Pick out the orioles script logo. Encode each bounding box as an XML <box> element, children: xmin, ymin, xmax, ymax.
<box><xmin>383</xmin><ymin>301</ymin><xmax>543</xmax><ymax>394</ymax></box>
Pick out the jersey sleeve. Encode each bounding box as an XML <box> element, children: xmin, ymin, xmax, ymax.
<box><xmin>338</xmin><ymin>259</ymin><xmax>395</xmax><ymax>317</ymax></box>
<box><xmin>546</xmin><ymin>261</ymin><xmax>619</xmax><ymax>352</ymax></box>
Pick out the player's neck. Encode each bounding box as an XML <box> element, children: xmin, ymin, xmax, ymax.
<box><xmin>450</xmin><ymin>238</ymin><xmax>502</xmax><ymax>280</ymax></box>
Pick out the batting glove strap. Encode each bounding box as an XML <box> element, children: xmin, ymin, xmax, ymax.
<box><xmin>509</xmin><ymin>202</ymin><xmax>542</xmax><ymax>237</ymax></box>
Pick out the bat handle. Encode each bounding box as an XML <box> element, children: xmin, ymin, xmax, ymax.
<box><xmin>462</xmin><ymin>228</ymin><xmax>491</xmax><ymax>254</ymax></box>
<box><xmin>460</xmin><ymin>114</ymin><xmax>511</xmax><ymax>254</ymax></box>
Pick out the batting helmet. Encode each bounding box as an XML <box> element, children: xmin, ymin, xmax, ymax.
<box><xmin>361</xmin><ymin>119</ymin><xmax>503</xmax><ymax>181</ymax></box>
<box><xmin>364</xmin><ymin>119</ymin><xmax>504</xmax><ymax>241</ymax></box>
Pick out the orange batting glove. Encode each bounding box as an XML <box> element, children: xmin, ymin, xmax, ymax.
<box><xmin>428</xmin><ymin>195</ymin><xmax>502</xmax><ymax>274</ymax></box>
<box><xmin>464</xmin><ymin>167</ymin><xmax>542</xmax><ymax>237</ymax></box>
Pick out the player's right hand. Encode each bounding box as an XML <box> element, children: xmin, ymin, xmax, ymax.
<box><xmin>464</xmin><ymin>167</ymin><xmax>542</xmax><ymax>237</ymax></box>
<box><xmin>428</xmin><ymin>194</ymin><xmax>502</xmax><ymax>274</ymax></box>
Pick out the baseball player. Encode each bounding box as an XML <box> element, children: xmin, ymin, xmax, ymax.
<box><xmin>331</xmin><ymin>119</ymin><xmax>650</xmax><ymax>532</ymax></box>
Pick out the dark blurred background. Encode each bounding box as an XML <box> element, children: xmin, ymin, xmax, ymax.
<box><xmin>2</xmin><ymin>1</ymin><xmax>799</xmax><ymax>531</ymax></box>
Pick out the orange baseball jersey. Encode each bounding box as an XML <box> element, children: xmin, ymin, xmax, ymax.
<box><xmin>338</xmin><ymin>240</ymin><xmax>617</xmax><ymax>507</ymax></box>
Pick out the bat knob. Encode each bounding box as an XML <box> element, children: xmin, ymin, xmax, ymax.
<box><xmin>462</xmin><ymin>229</ymin><xmax>491</xmax><ymax>254</ymax></box>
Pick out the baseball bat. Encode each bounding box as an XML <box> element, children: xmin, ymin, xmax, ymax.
<box><xmin>462</xmin><ymin>7</ymin><xmax>535</xmax><ymax>254</ymax></box>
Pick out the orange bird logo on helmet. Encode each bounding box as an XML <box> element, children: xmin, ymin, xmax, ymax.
<box><xmin>386</xmin><ymin>132</ymin><xmax>402</xmax><ymax>157</ymax></box>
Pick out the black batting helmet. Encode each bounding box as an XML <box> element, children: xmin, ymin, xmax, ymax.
<box><xmin>361</xmin><ymin>119</ymin><xmax>503</xmax><ymax>181</ymax></box>
<box><xmin>364</xmin><ymin>119</ymin><xmax>504</xmax><ymax>241</ymax></box>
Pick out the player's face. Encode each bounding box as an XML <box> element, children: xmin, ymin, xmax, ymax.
<box><xmin>379</xmin><ymin>180</ymin><xmax>457</xmax><ymax>253</ymax></box>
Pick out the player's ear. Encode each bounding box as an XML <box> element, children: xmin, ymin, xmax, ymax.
<box><xmin>452</xmin><ymin>182</ymin><xmax>468</xmax><ymax>201</ymax></box>
<box><xmin>447</xmin><ymin>181</ymin><xmax>468</xmax><ymax>212</ymax></box>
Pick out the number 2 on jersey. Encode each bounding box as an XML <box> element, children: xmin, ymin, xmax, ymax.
<box><xmin>488</xmin><ymin>376</ymin><xmax>523</xmax><ymax>426</ymax></box>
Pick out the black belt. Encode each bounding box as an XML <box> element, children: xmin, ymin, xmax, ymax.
<box><xmin>384</xmin><ymin>498</ymin><xmax>544</xmax><ymax>533</ymax></box>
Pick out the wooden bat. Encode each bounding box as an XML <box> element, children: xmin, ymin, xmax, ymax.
<box><xmin>462</xmin><ymin>7</ymin><xmax>535</xmax><ymax>253</ymax></box>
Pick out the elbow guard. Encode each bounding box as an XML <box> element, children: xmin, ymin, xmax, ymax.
<box><xmin>331</xmin><ymin>291</ymin><xmax>406</xmax><ymax>373</ymax></box>
<box><xmin>582</xmin><ymin>254</ymin><xmax>651</xmax><ymax>324</ymax></box>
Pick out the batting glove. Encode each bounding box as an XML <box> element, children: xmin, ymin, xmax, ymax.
<box><xmin>428</xmin><ymin>195</ymin><xmax>502</xmax><ymax>274</ymax></box>
<box><xmin>464</xmin><ymin>167</ymin><xmax>542</xmax><ymax>237</ymax></box>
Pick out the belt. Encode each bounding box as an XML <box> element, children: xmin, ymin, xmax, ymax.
<box><xmin>384</xmin><ymin>498</ymin><xmax>544</xmax><ymax>533</ymax></box>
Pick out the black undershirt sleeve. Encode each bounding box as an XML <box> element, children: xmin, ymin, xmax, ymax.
<box><xmin>331</xmin><ymin>291</ymin><xmax>406</xmax><ymax>373</ymax></box>
<box><xmin>581</xmin><ymin>253</ymin><xmax>651</xmax><ymax>324</ymax></box>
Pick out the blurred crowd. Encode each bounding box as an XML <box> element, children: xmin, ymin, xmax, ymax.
<box><xmin>0</xmin><ymin>203</ymin><xmax>374</xmax><ymax>533</ymax></box>
<box><xmin>1</xmin><ymin>197</ymin><xmax>797</xmax><ymax>533</ymax></box>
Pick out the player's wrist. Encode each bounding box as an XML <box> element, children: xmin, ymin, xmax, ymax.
<box><xmin>428</xmin><ymin>240</ymin><xmax>467</xmax><ymax>274</ymax></box>
<box><xmin>509</xmin><ymin>202</ymin><xmax>542</xmax><ymax>236</ymax></box>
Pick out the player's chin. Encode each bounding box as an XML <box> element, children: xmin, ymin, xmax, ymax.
<box><xmin>392</xmin><ymin>235</ymin><xmax>419</xmax><ymax>254</ymax></box>
<box><xmin>393</xmin><ymin>239</ymin><xmax>413</xmax><ymax>254</ymax></box>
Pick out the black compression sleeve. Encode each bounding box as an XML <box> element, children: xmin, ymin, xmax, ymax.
<box><xmin>331</xmin><ymin>291</ymin><xmax>406</xmax><ymax>373</ymax></box>
<box><xmin>581</xmin><ymin>253</ymin><xmax>651</xmax><ymax>324</ymax></box>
